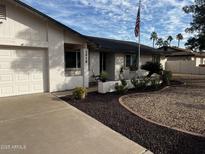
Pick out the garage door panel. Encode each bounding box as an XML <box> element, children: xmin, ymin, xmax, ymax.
<box><xmin>16</xmin><ymin>73</ymin><xmax>30</xmax><ymax>81</ymax></box>
<box><xmin>16</xmin><ymin>50</ymin><xmax>43</xmax><ymax>58</ymax></box>
<box><xmin>31</xmin><ymin>84</ymin><xmax>44</xmax><ymax>92</ymax></box>
<box><xmin>31</xmin><ymin>73</ymin><xmax>43</xmax><ymax>81</ymax></box>
<box><xmin>17</xmin><ymin>84</ymin><xmax>30</xmax><ymax>93</ymax></box>
<box><xmin>0</xmin><ymin>50</ymin><xmax>14</xmax><ymax>57</ymax></box>
<box><xmin>1</xmin><ymin>86</ymin><xmax>14</xmax><ymax>96</ymax></box>
<box><xmin>0</xmin><ymin>48</ymin><xmax>46</xmax><ymax>97</ymax></box>
<box><xmin>0</xmin><ymin>74</ymin><xmax>13</xmax><ymax>83</ymax></box>
<box><xmin>0</xmin><ymin>61</ymin><xmax>12</xmax><ymax>70</ymax></box>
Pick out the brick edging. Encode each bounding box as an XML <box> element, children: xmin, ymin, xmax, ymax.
<box><xmin>119</xmin><ymin>90</ymin><xmax>205</xmax><ymax>138</ymax></box>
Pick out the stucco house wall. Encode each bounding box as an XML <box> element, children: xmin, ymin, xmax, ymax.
<box><xmin>141</xmin><ymin>55</ymin><xmax>153</xmax><ymax>65</ymax></box>
<box><xmin>89</xmin><ymin>51</ymin><xmax>100</xmax><ymax>82</ymax></box>
<box><xmin>114</xmin><ymin>54</ymin><xmax>153</xmax><ymax>81</ymax></box>
<box><xmin>0</xmin><ymin>0</ymin><xmax>88</xmax><ymax>96</ymax></box>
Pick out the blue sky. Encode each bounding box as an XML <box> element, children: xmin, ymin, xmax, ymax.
<box><xmin>22</xmin><ymin>0</ymin><xmax>194</xmax><ymax>47</ymax></box>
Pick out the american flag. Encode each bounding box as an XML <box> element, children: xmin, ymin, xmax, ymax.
<box><xmin>135</xmin><ymin>1</ymin><xmax>141</xmax><ymax>37</ymax></box>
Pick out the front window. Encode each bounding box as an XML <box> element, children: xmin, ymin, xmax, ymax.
<box><xmin>125</xmin><ymin>55</ymin><xmax>137</xmax><ymax>67</ymax></box>
<box><xmin>65</xmin><ymin>51</ymin><xmax>81</xmax><ymax>69</ymax></box>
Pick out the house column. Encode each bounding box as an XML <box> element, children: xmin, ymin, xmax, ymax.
<box><xmin>81</xmin><ymin>45</ymin><xmax>89</xmax><ymax>88</ymax></box>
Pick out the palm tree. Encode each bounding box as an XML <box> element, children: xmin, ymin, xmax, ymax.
<box><xmin>150</xmin><ymin>32</ymin><xmax>158</xmax><ymax>48</ymax></box>
<box><xmin>167</xmin><ymin>36</ymin><xmax>173</xmax><ymax>46</ymax></box>
<box><xmin>176</xmin><ymin>33</ymin><xmax>183</xmax><ymax>47</ymax></box>
<box><xmin>163</xmin><ymin>40</ymin><xmax>169</xmax><ymax>47</ymax></box>
<box><xmin>156</xmin><ymin>38</ymin><xmax>164</xmax><ymax>47</ymax></box>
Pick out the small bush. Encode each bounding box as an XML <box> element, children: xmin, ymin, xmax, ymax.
<box><xmin>115</xmin><ymin>79</ymin><xmax>128</xmax><ymax>94</ymax></box>
<box><xmin>73</xmin><ymin>87</ymin><xmax>87</xmax><ymax>100</ymax></box>
<box><xmin>99</xmin><ymin>71</ymin><xmax>109</xmax><ymax>82</ymax></box>
<box><xmin>162</xmin><ymin>71</ymin><xmax>172</xmax><ymax>85</ymax></box>
<box><xmin>150</xmin><ymin>78</ymin><xmax>162</xmax><ymax>89</ymax></box>
<box><xmin>141</xmin><ymin>62</ymin><xmax>163</xmax><ymax>77</ymax></box>
<box><xmin>131</xmin><ymin>77</ymin><xmax>148</xmax><ymax>90</ymax></box>
<box><xmin>129</xmin><ymin>65</ymin><xmax>138</xmax><ymax>71</ymax></box>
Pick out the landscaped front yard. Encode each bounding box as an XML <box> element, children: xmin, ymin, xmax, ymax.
<box><xmin>61</xmin><ymin>83</ymin><xmax>205</xmax><ymax>154</ymax></box>
<box><xmin>120</xmin><ymin>86</ymin><xmax>205</xmax><ymax>136</ymax></box>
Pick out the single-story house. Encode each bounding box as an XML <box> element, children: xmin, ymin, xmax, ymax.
<box><xmin>159</xmin><ymin>46</ymin><xmax>205</xmax><ymax>66</ymax></box>
<box><xmin>159</xmin><ymin>47</ymin><xmax>205</xmax><ymax>75</ymax></box>
<box><xmin>87</xmin><ymin>36</ymin><xmax>161</xmax><ymax>82</ymax></box>
<box><xmin>0</xmin><ymin>0</ymin><xmax>162</xmax><ymax>97</ymax></box>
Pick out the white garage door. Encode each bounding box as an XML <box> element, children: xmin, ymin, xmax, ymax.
<box><xmin>0</xmin><ymin>48</ymin><xmax>47</xmax><ymax>97</ymax></box>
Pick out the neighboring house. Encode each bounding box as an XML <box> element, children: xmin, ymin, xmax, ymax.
<box><xmin>159</xmin><ymin>46</ymin><xmax>205</xmax><ymax>66</ymax></box>
<box><xmin>0</xmin><ymin>0</ymin><xmax>161</xmax><ymax>97</ymax></box>
<box><xmin>159</xmin><ymin>47</ymin><xmax>205</xmax><ymax>75</ymax></box>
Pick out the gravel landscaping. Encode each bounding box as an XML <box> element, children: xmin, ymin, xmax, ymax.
<box><xmin>121</xmin><ymin>85</ymin><xmax>205</xmax><ymax>136</ymax></box>
<box><xmin>61</xmin><ymin>86</ymin><xmax>205</xmax><ymax>154</ymax></box>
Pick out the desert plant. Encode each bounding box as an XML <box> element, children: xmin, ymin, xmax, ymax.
<box><xmin>115</xmin><ymin>79</ymin><xmax>128</xmax><ymax>94</ymax></box>
<box><xmin>162</xmin><ymin>71</ymin><xmax>172</xmax><ymax>85</ymax></box>
<box><xmin>141</xmin><ymin>62</ymin><xmax>163</xmax><ymax>77</ymax></box>
<box><xmin>150</xmin><ymin>78</ymin><xmax>162</xmax><ymax>89</ymax></box>
<box><xmin>73</xmin><ymin>87</ymin><xmax>87</xmax><ymax>100</ymax></box>
<box><xmin>131</xmin><ymin>77</ymin><xmax>149</xmax><ymax>90</ymax></box>
<box><xmin>129</xmin><ymin>65</ymin><xmax>138</xmax><ymax>71</ymax></box>
<box><xmin>99</xmin><ymin>71</ymin><xmax>109</xmax><ymax>82</ymax></box>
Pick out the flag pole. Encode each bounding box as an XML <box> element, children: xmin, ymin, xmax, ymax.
<box><xmin>138</xmin><ymin>0</ymin><xmax>141</xmax><ymax>71</ymax></box>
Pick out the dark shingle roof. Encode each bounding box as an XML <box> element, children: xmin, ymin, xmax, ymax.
<box><xmin>86</xmin><ymin>36</ymin><xmax>161</xmax><ymax>55</ymax></box>
<box><xmin>159</xmin><ymin>46</ymin><xmax>205</xmax><ymax>57</ymax></box>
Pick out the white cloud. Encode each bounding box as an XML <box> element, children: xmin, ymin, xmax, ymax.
<box><xmin>22</xmin><ymin>0</ymin><xmax>194</xmax><ymax>47</ymax></box>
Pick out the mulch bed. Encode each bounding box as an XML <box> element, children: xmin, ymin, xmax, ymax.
<box><xmin>61</xmin><ymin>88</ymin><xmax>205</xmax><ymax>154</ymax></box>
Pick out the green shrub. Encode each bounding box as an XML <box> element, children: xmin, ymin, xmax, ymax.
<box><xmin>162</xmin><ymin>71</ymin><xmax>172</xmax><ymax>85</ymax></box>
<box><xmin>131</xmin><ymin>77</ymin><xmax>148</xmax><ymax>90</ymax></box>
<box><xmin>115</xmin><ymin>79</ymin><xmax>128</xmax><ymax>94</ymax></box>
<box><xmin>129</xmin><ymin>65</ymin><xmax>138</xmax><ymax>71</ymax></box>
<box><xmin>73</xmin><ymin>87</ymin><xmax>87</xmax><ymax>100</ymax></box>
<box><xmin>141</xmin><ymin>62</ymin><xmax>163</xmax><ymax>77</ymax></box>
<box><xmin>150</xmin><ymin>78</ymin><xmax>161</xmax><ymax>89</ymax></box>
<box><xmin>99</xmin><ymin>71</ymin><xmax>109</xmax><ymax>82</ymax></box>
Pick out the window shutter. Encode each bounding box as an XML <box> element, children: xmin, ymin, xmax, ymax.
<box><xmin>0</xmin><ymin>5</ymin><xmax>6</xmax><ymax>20</ymax></box>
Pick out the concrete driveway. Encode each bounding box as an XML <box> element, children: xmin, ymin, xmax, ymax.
<box><xmin>0</xmin><ymin>94</ymin><xmax>150</xmax><ymax>154</ymax></box>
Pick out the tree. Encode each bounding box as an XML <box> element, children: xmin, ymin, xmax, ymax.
<box><xmin>183</xmin><ymin>1</ymin><xmax>205</xmax><ymax>51</ymax></box>
<box><xmin>150</xmin><ymin>32</ymin><xmax>158</xmax><ymax>48</ymax></box>
<box><xmin>176</xmin><ymin>33</ymin><xmax>183</xmax><ymax>47</ymax></box>
<box><xmin>167</xmin><ymin>36</ymin><xmax>173</xmax><ymax>46</ymax></box>
<box><xmin>156</xmin><ymin>38</ymin><xmax>164</xmax><ymax>47</ymax></box>
<box><xmin>163</xmin><ymin>40</ymin><xmax>169</xmax><ymax>47</ymax></box>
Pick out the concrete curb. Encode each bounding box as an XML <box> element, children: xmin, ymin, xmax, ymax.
<box><xmin>119</xmin><ymin>91</ymin><xmax>205</xmax><ymax>138</ymax></box>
